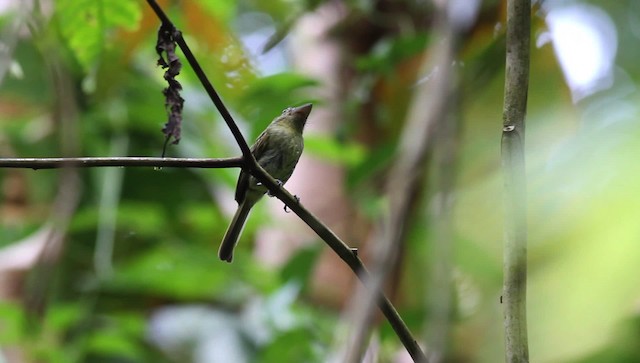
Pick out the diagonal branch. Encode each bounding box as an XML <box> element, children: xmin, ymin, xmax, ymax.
<box><xmin>146</xmin><ymin>0</ymin><xmax>252</xmax><ymax>159</ymax></box>
<box><xmin>143</xmin><ymin>2</ymin><xmax>426</xmax><ymax>359</ymax></box>
<box><xmin>247</xmin><ymin>163</ymin><xmax>426</xmax><ymax>362</ymax></box>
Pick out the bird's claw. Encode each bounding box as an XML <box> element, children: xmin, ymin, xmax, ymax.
<box><xmin>284</xmin><ymin>195</ymin><xmax>300</xmax><ymax>213</ymax></box>
<box><xmin>267</xmin><ymin>179</ymin><xmax>283</xmax><ymax>197</ymax></box>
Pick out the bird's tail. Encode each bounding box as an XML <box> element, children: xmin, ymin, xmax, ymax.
<box><xmin>218</xmin><ymin>200</ymin><xmax>252</xmax><ymax>262</ymax></box>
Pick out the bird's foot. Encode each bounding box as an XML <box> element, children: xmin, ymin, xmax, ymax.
<box><xmin>284</xmin><ymin>195</ymin><xmax>300</xmax><ymax>213</ymax></box>
<box><xmin>267</xmin><ymin>179</ymin><xmax>283</xmax><ymax>197</ymax></box>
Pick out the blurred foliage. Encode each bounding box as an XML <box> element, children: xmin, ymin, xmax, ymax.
<box><xmin>56</xmin><ymin>0</ymin><xmax>142</xmax><ymax>71</ymax></box>
<box><xmin>1</xmin><ymin>0</ymin><xmax>640</xmax><ymax>363</ymax></box>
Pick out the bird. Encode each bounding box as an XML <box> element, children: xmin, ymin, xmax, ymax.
<box><xmin>218</xmin><ymin>103</ymin><xmax>312</xmax><ymax>262</ymax></box>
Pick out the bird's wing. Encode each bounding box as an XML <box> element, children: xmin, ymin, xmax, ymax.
<box><xmin>234</xmin><ymin>169</ymin><xmax>249</xmax><ymax>203</ymax></box>
<box><xmin>251</xmin><ymin>128</ymin><xmax>270</xmax><ymax>159</ymax></box>
<box><xmin>235</xmin><ymin>129</ymin><xmax>270</xmax><ymax>203</ymax></box>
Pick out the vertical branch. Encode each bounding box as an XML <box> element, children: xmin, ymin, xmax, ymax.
<box><xmin>94</xmin><ymin>136</ymin><xmax>129</xmax><ymax>278</ymax></box>
<box><xmin>24</xmin><ymin>40</ymin><xmax>82</xmax><ymax>321</ymax></box>
<box><xmin>501</xmin><ymin>0</ymin><xmax>530</xmax><ymax>361</ymax></box>
<box><xmin>339</xmin><ymin>3</ymin><xmax>464</xmax><ymax>362</ymax></box>
<box><xmin>425</xmin><ymin>87</ymin><xmax>460</xmax><ymax>363</ymax></box>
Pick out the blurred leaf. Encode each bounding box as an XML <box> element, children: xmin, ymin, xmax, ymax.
<box><xmin>261</xmin><ymin>18</ymin><xmax>294</xmax><ymax>53</ymax></box>
<box><xmin>246</xmin><ymin>0</ymin><xmax>307</xmax><ymax>24</ymax></box>
<box><xmin>195</xmin><ymin>0</ymin><xmax>237</xmax><ymax>24</ymax></box>
<box><xmin>31</xmin><ymin>347</ymin><xmax>69</xmax><ymax>363</ymax></box>
<box><xmin>346</xmin><ymin>141</ymin><xmax>395</xmax><ymax>190</ymax></box>
<box><xmin>455</xmin><ymin>235</ymin><xmax>502</xmax><ymax>286</ymax></box>
<box><xmin>356</xmin><ymin>33</ymin><xmax>429</xmax><ymax>73</ymax></box>
<box><xmin>304</xmin><ymin>135</ymin><xmax>366</xmax><ymax>166</ymax></box>
<box><xmin>182</xmin><ymin>1</ymin><xmax>258</xmax><ymax>103</ymax></box>
<box><xmin>55</xmin><ymin>0</ymin><xmax>142</xmax><ymax>71</ymax></box>
<box><xmin>0</xmin><ymin>302</ymin><xmax>25</xmax><ymax>343</ymax></box>
<box><xmin>178</xmin><ymin>202</ymin><xmax>225</xmax><ymax>239</ymax></box>
<box><xmin>0</xmin><ymin>41</ymin><xmax>50</xmax><ymax>106</ymax></box>
<box><xmin>85</xmin><ymin>314</ymin><xmax>147</xmax><ymax>361</ymax></box>
<box><xmin>109</xmin><ymin>244</ymin><xmax>227</xmax><ymax>300</ymax></box>
<box><xmin>116</xmin><ymin>202</ymin><xmax>168</xmax><ymax>237</ymax></box>
<box><xmin>239</xmin><ymin>73</ymin><xmax>319</xmax><ymax>137</ymax></box>
<box><xmin>461</xmin><ymin>32</ymin><xmax>506</xmax><ymax>96</ymax></box>
<box><xmin>47</xmin><ymin>303</ymin><xmax>86</xmax><ymax>332</ymax></box>
<box><xmin>70</xmin><ymin>201</ymin><xmax>167</xmax><ymax>238</ymax></box>
<box><xmin>280</xmin><ymin>245</ymin><xmax>322</xmax><ymax>288</ymax></box>
<box><xmin>245</xmin><ymin>72</ymin><xmax>318</xmax><ymax>96</ymax></box>
<box><xmin>257</xmin><ymin>328</ymin><xmax>322</xmax><ymax>363</ymax></box>
<box><xmin>108</xmin><ymin>244</ymin><xmax>279</xmax><ymax>301</ymax></box>
<box><xmin>569</xmin><ymin>315</ymin><xmax>640</xmax><ymax>363</ymax></box>
<box><xmin>198</xmin><ymin>0</ymin><xmax>238</xmax><ymax>23</ymax></box>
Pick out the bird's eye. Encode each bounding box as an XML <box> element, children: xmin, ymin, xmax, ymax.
<box><xmin>282</xmin><ymin>107</ymin><xmax>293</xmax><ymax>114</ymax></box>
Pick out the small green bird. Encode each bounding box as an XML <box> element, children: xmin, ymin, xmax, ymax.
<box><xmin>219</xmin><ymin>104</ymin><xmax>313</xmax><ymax>262</ymax></box>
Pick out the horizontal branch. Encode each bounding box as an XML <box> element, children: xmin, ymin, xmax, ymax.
<box><xmin>0</xmin><ymin>157</ymin><xmax>244</xmax><ymax>170</ymax></box>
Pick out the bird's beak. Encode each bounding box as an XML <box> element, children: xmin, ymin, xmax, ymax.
<box><xmin>292</xmin><ymin>103</ymin><xmax>313</xmax><ymax>119</ymax></box>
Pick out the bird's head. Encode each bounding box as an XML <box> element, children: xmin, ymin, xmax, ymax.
<box><xmin>274</xmin><ymin>103</ymin><xmax>312</xmax><ymax>133</ymax></box>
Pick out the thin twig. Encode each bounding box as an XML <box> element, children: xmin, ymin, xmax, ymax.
<box><xmin>0</xmin><ymin>157</ymin><xmax>243</xmax><ymax>170</ymax></box>
<box><xmin>94</xmin><ymin>136</ymin><xmax>129</xmax><ymax>279</ymax></box>
<box><xmin>501</xmin><ymin>0</ymin><xmax>530</xmax><ymax>361</ymax></box>
<box><xmin>24</xmin><ymin>49</ymin><xmax>82</xmax><ymax>324</ymax></box>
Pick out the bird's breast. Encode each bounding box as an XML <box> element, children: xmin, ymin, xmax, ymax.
<box><xmin>257</xmin><ymin>126</ymin><xmax>304</xmax><ymax>182</ymax></box>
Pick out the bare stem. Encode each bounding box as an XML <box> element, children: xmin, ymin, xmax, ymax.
<box><xmin>501</xmin><ymin>0</ymin><xmax>530</xmax><ymax>361</ymax></box>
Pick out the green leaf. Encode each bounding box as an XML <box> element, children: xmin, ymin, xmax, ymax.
<box><xmin>86</xmin><ymin>331</ymin><xmax>143</xmax><ymax>360</ymax></box>
<box><xmin>257</xmin><ymin>328</ymin><xmax>322</xmax><ymax>363</ymax></box>
<box><xmin>55</xmin><ymin>0</ymin><xmax>142</xmax><ymax>71</ymax></box>
<box><xmin>70</xmin><ymin>202</ymin><xmax>167</xmax><ymax>238</ymax></box>
<box><xmin>355</xmin><ymin>33</ymin><xmax>429</xmax><ymax>73</ymax></box>
<box><xmin>195</xmin><ymin>0</ymin><xmax>236</xmax><ymax>23</ymax></box>
<box><xmin>0</xmin><ymin>302</ymin><xmax>25</xmax><ymax>343</ymax></box>
<box><xmin>280</xmin><ymin>245</ymin><xmax>322</xmax><ymax>288</ymax></box>
<box><xmin>304</xmin><ymin>135</ymin><xmax>366</xmax><ymax>166</ymax></box>
<box><xmin>107</xmin><ymin>244</ymin><xmax>278</xmax><ymax>301</ymax></box>
<box><xmin>346</xmin><ymin>141</ymin><xmax>395</xmax><ymax>190</ymax></box>
<box><xmin>239</xmin><ymin>73</ymin><xmax>319</xmax><ymax>136</ymax></box>
<box><xmin>47</xmin><ymin>303</ymin><xmax>86</xmax><ymax>331</ymax></box>
<box><xmin>246</xmin><ymin>73</ymin><xmax>318</xmax><ymax>95</ymax></box>
<box><xmin>85</xmin><ymin>314</ymin><xmax>146</xmax><ymax>360</ymax></box>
